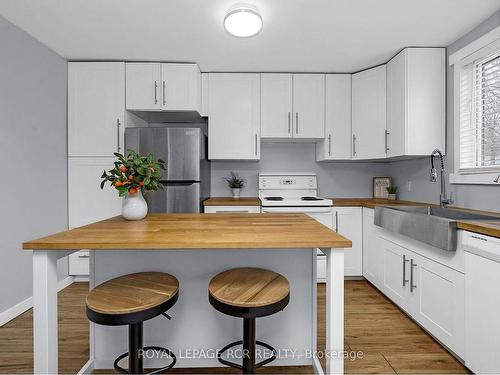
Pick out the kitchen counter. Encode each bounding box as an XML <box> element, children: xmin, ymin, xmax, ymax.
<box><xmin>23</xmin><ymin>213</ymin><xmax>350</xmax><ymax>250</ymax></box>
<box><xmin>203</xmin><ymin>197</ymin><xmax>261</xmax><ymax>206</ymax></box>
<box><xmin>457</xmin><ymin>220</ymin><xmax>500</xmax><ymax>238</ymax></box>
<box><xmin>26</xmin><ymin>213</ymin><xmax>349</xmax><ymax>374</ymax></box>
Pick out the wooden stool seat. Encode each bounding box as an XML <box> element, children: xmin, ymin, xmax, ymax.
<box><xmin>86</xmin><ymin>272</ymin><xmax>179</xmax><ymax>374</ymax></box>
<box><xmin>209</xmin><ymin>267</ymin><xmax>289</xmax><ymax>317</ymax></box>
<box><xmin>208</xmin><ymin>267</ymin><xmax>290</xmax><ymax>374</ymax></box>
<box><xmin>86</xmin><ymin>272</ymin><xmax>179</xmax><ymax>325</ymax></box>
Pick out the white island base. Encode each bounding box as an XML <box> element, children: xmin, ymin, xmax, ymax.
<box><xmin>32</xmin><ymin>247</ymin><xmax>344</xmax><ymax>374</ymax></box>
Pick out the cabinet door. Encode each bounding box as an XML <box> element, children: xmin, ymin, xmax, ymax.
<box><xmin>68</xmin><ymin>158</ymin><xmax>122</xmax><ymax>228</ymax></box>
<box><xmin>261</xmin><ymin>74</ymin><xmax>293</xmax><ymax>138</ymax></box>
<box><xmin>292</xmin><ymin>74</ymin><xmax>325</xmax><ymax>139</ymax></box>
<box><xmin>208</xmin><ymin>73</ymin><xmax>260</xmax><ymax>160</ymax></box>
<box><xmin>362</xmin><ymin>208</ymin><xmax>383</xmax><ymax>288</ymax></box>
<box><xmin>335</xmin><ymin>207</ymin><xmax>363</xmax><ymax>276</ymax></box>
<box><xmin>381</xmin><ymin>238</ymin><xmax>410</xmax><ymax>309</ymax></box>
<box><xmin>386</xmin><ymin>50</ymin><xmax>407</xmax><ymax>157</ymax></box>
<box><xmin>317</xmin><ymin>74</ymin><xmax>352</xmax><ymax>160</ymax></box>
<box><xmin>409</xmin><ymin>253</ymin><xmax>465</xmax><ymax>358</ymax></box>
<box><xmin>161</xmin><ymin>63</ymin><xmax>201</xmax><ymax>111</ymax></box>
<box><xmin>68</xmin><ymin>62</ymin><xmax>125</xmax><ymax>157</ymax></box>
<box><xmin>352</xmin><ymin>65</ymin><xmax>387</xmax><ymax>159</ymax></box>
<box><xmin>126</xmin><ymin>63</ymin><xmax>162</xmax><ymax>110</ymax></box>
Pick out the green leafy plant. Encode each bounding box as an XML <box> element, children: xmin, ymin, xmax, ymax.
<box><xmin>386</xmin><ymin>185</ymin><xmax>398</xmax><ymax>194</ymax></box>
<box><xmin>223</xmin><ymin>171</ymin><xmax>246</xmax><ymax>189</ymax></box>
<box><xmin>100</xmin><ymin>150</ymin><xmax>166</xmax><ymax>197</ymax></box>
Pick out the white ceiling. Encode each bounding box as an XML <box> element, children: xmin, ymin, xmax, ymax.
<box><xmin>0</xmin><ymin>0</ymin><xmax>499</xmax><ymax>72</ymax></box>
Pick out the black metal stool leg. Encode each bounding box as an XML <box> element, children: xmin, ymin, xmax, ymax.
<box><xmin>129</xmin><ymin>323</ymin><xmax>143</xmax><ymax>374</ymax></box>
<box><xmin>243</xmin><ymin>318</ymin><xmax>256</xmax><ymax>374</ymax></box>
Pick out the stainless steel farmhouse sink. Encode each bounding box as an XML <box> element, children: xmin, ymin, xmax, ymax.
<box><xmin>374</xmin><ymin>205</ymin><xmax>497</xmax><ymax>251</ymax></box>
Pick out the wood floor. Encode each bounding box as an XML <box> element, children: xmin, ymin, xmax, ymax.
<box><xmin>0</xmin><ymin>280</ymin><xmax>469</xmax><ymax>374</ymax></box>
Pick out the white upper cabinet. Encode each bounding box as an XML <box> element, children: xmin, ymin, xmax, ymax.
<box><xmin>261</xmin><ymin>74</ymin><xmax>293</xmax><ymax>138</ymax></box>
<box><xmin>68</xmin><ymin>62</ymin><xmax>125</xmax><ymax>157</ymax></box>
<box><xmin>208</xmin><ymin>73</ymin><xmax>260</xmax><ymax>160</ymax></box>
<box><xmin>261</xmin><ymin>74</ymin><xmax>324</xmax><ymax>140</ymax></box>
<box><xmin>125</xmin><ymin>63</ymin><xmax>162</xmax><ymax>111</ymax></box>
<box><xmin>352</xmin><ymin>65</ymin><xmax>387</xmax><ymax>159</ymax></box>
<box><xmin>316</xmin><ymin>74</ymin><xmax>352</xmax><ymax>160</ymax></box>
<box><xmin>161</xmin><ymin>64</ymin><xmax>201</xmax><ymax>111</ymax></box>
<box><xmin>126</xmin><ymin>63</ymin><xmax>201</xmax><ymax>112</ymax></box>
<box><xmin>292</xmin><ymin>74</ymin><xmax>325</xmax><ymax>139</ymax></box>
<box><xmin>387</xmin><ymin>48</ymin><xmax>445</xmax><ymax>157</ymax></box>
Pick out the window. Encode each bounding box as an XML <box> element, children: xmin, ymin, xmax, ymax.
<box><xmin>450</xmin><ymin>26</ymin><xmax>500</xmax><ymax>184</ymax></box>
<box><xmin>460</xmin><ymin>51</ymin><xmax>500</xmax><ymax>171</ymax></box>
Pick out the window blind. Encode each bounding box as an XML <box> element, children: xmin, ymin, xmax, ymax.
<box><xmin>459</xmin><ymin>50</ymin><xmax>500</xmax><ymax>171</ymax></box>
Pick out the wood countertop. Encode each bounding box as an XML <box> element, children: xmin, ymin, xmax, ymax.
<box><xmin>203</xmin><ymin>197</ymin><xmax>261</xmax><ymax>206</ymax></box>
<box><xmin>457</xmin><ymin>220</ymin><xmax>500</xmax><ymax>239</ymax></box>
<box><xmin>23</xmin><ymin>213</ymin><xmax>351</xmax><ymax>250</ymax></box>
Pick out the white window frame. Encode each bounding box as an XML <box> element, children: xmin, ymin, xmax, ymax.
<box><xmin>449</xmin><ymin>25</ymin><xmax>500</xmax><ymax>185</ymax></box>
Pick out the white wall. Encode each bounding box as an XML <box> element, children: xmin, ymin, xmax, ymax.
<box><xmin>0</xmin><ymin>15</ymin><xmax>68</xmax><ymax>315</ymax></box>
<box><xmin>211</xmin><ymin>143</ymin><xmax>390</xmax><ymax>197</ymax></box>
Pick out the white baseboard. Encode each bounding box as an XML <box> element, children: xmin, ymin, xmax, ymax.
<box><xmin>74</xmin><ymin>275</ymin><xmax>89</xmax><ymax>282</ymax></box>
<box><xmin>0</xmin><ymin>275</ymin><xmax>75</xmax><ymax>326</ymax></box>
<box><xmin>77</xmin><ymin>359</ymin><xmax>94</xmax><ymax>374</ymax></box>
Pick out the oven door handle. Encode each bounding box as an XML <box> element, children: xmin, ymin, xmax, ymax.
<box><xmin>261</xmin><ymin>207</ymin><xmax>333</xmax><ymax>214</ymax></box>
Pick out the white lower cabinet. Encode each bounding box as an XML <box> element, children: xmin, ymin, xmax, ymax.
<box><xmin>362</xmin><ymin>208</ymin><xmax>383</xmax><ymax>289</ymax></box>
<box><xmin>68</xmin><ymin>250</ymin><xmax>90</xmax><ymax>276</ymax></box>
<box><xmin>204</xmin><ymin>206</ymin><xmax>260</xmax><ymax>213</ymax></box>
<box><xmin>376</xmin><ymin>235</ymin><xmax>465</xmax><ymax>358</ymax></box>
<box><xmin>334</xmin><ymin>207</ymin><xmax>363</xmax><ymax>277</ymax></box>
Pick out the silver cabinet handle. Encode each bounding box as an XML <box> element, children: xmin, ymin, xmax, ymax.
<box><xmin>255</xmin><ymin>134</ymin><xmax>258</xmax><ymax>156</ymax></box>
<box><xmin>78</xmin><ymin>254</ymin><xmax>90</xmax><ymax>259</ymax></box>
<box><xmin>154</xmin><ymin>81</ymin><xmax>158</xmax><ymax>104</ymax></box>
<box><xmin>335</xmin><ymin>211</ymin><xmax>339</xmax><ymax>232</ymax></box>
<box><xmin>328</xmin><ymin>134</ymin><xmax>332</xmax><ymax>156</ymax></box>
<box><xmin>116</xmin><ymin>119</ymin><xmax>121</xmax><ymax>152</ymax></box>
<box><xmin>296</xmin><ymin>112</ymin><xmax>299</xmax><ymax>134</ymax></box>
<box><xmin>288</xmin><ymin>112</ymin><xmax>291</xmax><ymax>134</ymax></box>
<box><xmin>402</xmin><ymin>254</ymin><xmax>409</xmax><ymax>286</ymax></box>
<box><xmin>162</xmin><ymin>81</ymin><xmax>166</xmax><ymax>106</ymax></box>
<box><xmin>215</xmin><ymin>210</ymin><xmax>249</xmax><ymax>213</ymax></box>
<box><xmin>471</xmin><ymin>235</ymin><xmax>488</xmax><ymax>241</ymax></box>
<box><xmin>410</xmin><ymin>259</ymin><xmax>417</xmax><ymax>292</ymax></box>
<box><xmin>385</xmin><ymin>130</ymin><xmax>390</xmax><ymax>154</ymax></box>
<box><xmin>352</xmin><ymin>134</ymin><xmax>357</xmax><ymax>157</ymax></box>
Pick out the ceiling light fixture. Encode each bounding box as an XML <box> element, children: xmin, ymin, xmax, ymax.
<box><xmin>224</xmin><ymin>4</ymin><xmax>263</xmax><ymax>38</ymax></box>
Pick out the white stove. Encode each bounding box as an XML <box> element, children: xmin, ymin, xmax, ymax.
<box><xmin>259</xmin><ymin>173</ymin><xmax>333</xmax><ymax>213</ymax></box>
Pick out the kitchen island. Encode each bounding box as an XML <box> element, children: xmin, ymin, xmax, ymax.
<box><xmin>23</xmin><ymin>213</ymin><xmax>351</xmax><ymax>374</ymax></box>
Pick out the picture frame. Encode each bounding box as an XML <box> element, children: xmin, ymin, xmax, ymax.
<box><xmin>373</xmin><ymin>177</ymin><xmax>393</xmax><ymax>199</ymax></box>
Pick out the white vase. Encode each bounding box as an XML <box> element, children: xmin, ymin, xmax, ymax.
<box><xmin>231</xmin><ymin>188</ymin><xmax>241</xmax><ymax>198</ymax></box>
<box><xmin>122</xmin><ymin>190</ymin><xmax>148</xmax><ymax>220</ymax></box>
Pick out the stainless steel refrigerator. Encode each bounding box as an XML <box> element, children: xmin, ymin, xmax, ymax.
<box><xmin>125</xmin><ymin>126</ymin><xmax>210</xmax><ymax>213</ymax></box>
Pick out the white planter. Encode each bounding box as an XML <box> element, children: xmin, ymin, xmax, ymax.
<box><xmin>122</xmin><ymin>190</ymin><xmax>148</xmax><ymax>220</ymax></box>
<box><xmin>387</xmin><ymin>193</ymin><xmax>397</xmax><ymax>201</ymax></box>
<box><xmin>231</xmin><ymin>188</ymin><xmax>241</xmax><ymax>198</ymax></box>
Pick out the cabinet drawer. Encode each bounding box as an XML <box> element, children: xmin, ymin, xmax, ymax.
<box><xmin>69</xmin><ymin>250</ymin><xmax>90</xmax><ymax>276</ymax></box>
<box><xmin>204</xmin><ymin>205</ymin><xmax>260</xmax><ymax>213</ymax></box>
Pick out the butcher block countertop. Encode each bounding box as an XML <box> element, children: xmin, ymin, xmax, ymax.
<box><xmin>456</xmin><ymin>220</ymin><xmax>500</xmax><ymax>239</ymax></box>
<box><xmin>203</xmin><ymin>197</ymin><xmax>261</xmax><ymax>206</ymax></box>
<box><xmin>23</xmin><ymin>213</ymin><xmax>351</xmax><ymax>250</ymax></box>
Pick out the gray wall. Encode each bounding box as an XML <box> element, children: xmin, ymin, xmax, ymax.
<box><xmin>389</xmin><ymin>10</ymin><xmax>500</xmax><ymax>212</ymax></box>
<box><xmin>211</xmin><ymin>143</ymin><xmax>390</xmax><ymax>197</ymax></box>
<box><xmin>0</xmin><ymin>16</ymin><xmax>68</xmax><ymax>314</ymax></box>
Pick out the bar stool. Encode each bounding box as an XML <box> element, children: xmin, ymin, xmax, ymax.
<box><xmin>86</xmin><ymin>272</ymin><xmax>179</xmax><ymax>374</ymax></box>
<box><xmin>208</xmin><ymin>267</ymin><xmax>290</xmax><ymax>374</ymax></box>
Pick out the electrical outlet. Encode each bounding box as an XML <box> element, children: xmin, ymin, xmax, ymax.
<box><xmin>407</xmin><ymin>180</ymin><xmax>412</xmax><ymax>192</ymax></box>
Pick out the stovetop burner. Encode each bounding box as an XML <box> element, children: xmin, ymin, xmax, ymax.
<box><xmin>301</xmin><ymin>196</ymin><xmax>323</xmax><ymax>201</ymax></box>
<box><xmin>264</xmin><ymin>196</ymin><xmax>284</xmax><ymax>201</ymax></box>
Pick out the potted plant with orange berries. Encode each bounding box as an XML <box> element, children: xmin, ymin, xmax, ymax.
<box><xmin>100</xmin><ymin>150</ymin><xmax>166</xmax><ymax>220</ymax></box>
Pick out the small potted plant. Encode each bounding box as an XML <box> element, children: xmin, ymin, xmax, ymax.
<box><xmin>223</xmin><ymin>171</ymin><xmax>246</xmax><ymax>198</ymax></box>
<box><xmin>386</xmin><ymin>186</ymin><xmax>398</xmax><ymax>201</ymax></box>
<box><xmin>100</xmin><ymin>150</ymin><xmax>166</xmax><ymax>220</ymax></box>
